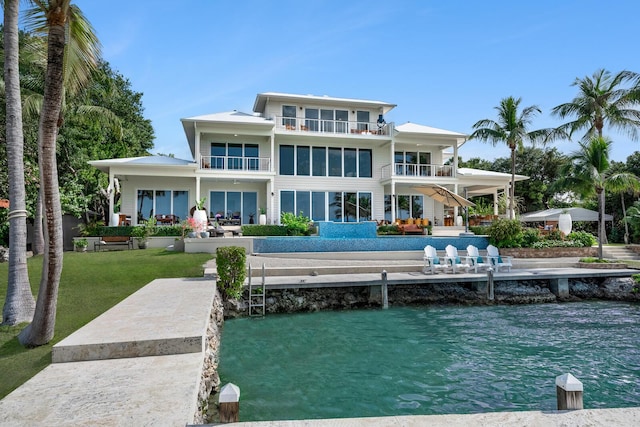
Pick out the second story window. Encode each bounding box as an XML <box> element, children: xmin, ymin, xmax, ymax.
<box><xmin>357</xmin><ymin>111</ymin><xmax>370</xmax><ymax>131</ymax></box>
<box><xmin>282</xmin><ymin>105</ymin><xmax>296</xmax><ymax>129</ymax></box>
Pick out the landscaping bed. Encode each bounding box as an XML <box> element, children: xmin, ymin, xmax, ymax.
<box><xmin>499</xmin><ymin>247</ymin><xmax>597</xmax><ymax>258</ymax></box>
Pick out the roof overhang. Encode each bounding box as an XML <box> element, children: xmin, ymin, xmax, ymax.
<box><xmin>253</xmin><ymin>92</ymin><xmax>396</xmax><ymax>115</ymax></box>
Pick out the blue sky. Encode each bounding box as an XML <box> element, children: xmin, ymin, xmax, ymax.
<box><xmin>73</xmin><ymin>0</ymin><xmax>640</xmax><ymax>163</ymax></box>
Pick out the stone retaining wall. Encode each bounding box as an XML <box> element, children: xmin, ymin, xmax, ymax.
<box><xmin>222</xmin><ymin>277</ymin><xmax>640</xmax><ymax>318</ymax></box>
<box><xmin>499</xmin><ymin>247</ymin><xmax>597</xmax><ymax>258</ymax></box>
<box><xmin>194</xmin><ymin>286</ymin><xmax>224</xmax><ymax>424</ymax></box>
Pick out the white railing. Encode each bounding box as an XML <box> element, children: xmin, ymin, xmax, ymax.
<box><xmin>276</xmin><ymin>116</ymin><xmax>391</xmax><ymax>136</ymax></box>
<box><xmin>381</xmin><ymin>163</ymin><xmax>455</xmax><ymax>179</ymax></box>
<box><xmin>200</xmin><ymin>155</ymin><xmax>271</xmax><ymax>172</ymax></box>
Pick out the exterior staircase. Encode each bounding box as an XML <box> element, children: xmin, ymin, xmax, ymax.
<box><xmin>601</xmin><ymin>246</ymin><xmax>640</xmax><ymax>261</ymax></box>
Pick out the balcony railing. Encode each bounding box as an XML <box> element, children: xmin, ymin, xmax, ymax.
<box><xmin>276</xmin><ymin>116</ymin><xmax>391</xmax><ymax>136</ymax></box>
<box><xmin>381</xmin><ymin>163</ymin><xmax>454</xmax><ymax>179</ymax></box>
<box><xmin>200</xmin><ymin>155</ymin><xmax>271</xmax><ymax>172</ymax></box>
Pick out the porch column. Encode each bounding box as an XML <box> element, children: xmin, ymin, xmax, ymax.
<box><xmin>108</xmin><ymin>169</ymin><xmax>115</xmax><ymax>218</ymax></box>
<box><xmin>194</xmin><ymin>123</ymin><xmax>200</xmax><ymax>166</ymax></box>
<box><xmin>270</xmin><ymin>132</ymin><xmax>275</xmax><ymax>173</ymax></box>
<box><xmin>195</xmin><ymin>176</ymin><xmax>201</xmax><ymax>209</ymax></box>
<box><xmin>493</xmin><ymin>189</ymin><xmax>499</xmax><ymax>216</ymax></box>
<box><xmin>453</xmin><ymin>183</ymin><xmax>459</xmax><ymax>220</ymax></box>
<box><xmin>268</xmin><ymin>178</ymin><xmax>275</xmax><ymax>224</ymax></box>
<box><xmin>391</xmin><ymin>182</ymin><xmax>396</xmax><ymax>222</ymax></box>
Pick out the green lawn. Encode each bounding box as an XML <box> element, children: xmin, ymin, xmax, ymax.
<box><xmin>0</xmin><ymin>248</ymin><xmax>213</xmax><ymax>399</ymax></box>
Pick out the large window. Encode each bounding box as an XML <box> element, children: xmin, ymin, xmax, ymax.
<box><xmin>297</xmin><ymin>146</ymin><xmax>310</xmax><ymax>176</ymax></box>
<box><xmin>335</xmin><ymin>110</ymin><xmax>348</xmax><ymax>133</ymax></box>
<box><xmin>384</xmin><ymin>193</ymin><xmax>424</xmax><ymax>222</ymax></box>
<box><xmin>328</xmin><ymin>148</ymin><xmax>342</xmax><ymax>177</ymax></box>
<box><xmin>312</xmin><ymin>147</ymin><xmax>326</xmax><ymax>176</ymax></box>
<box><xmin>395</xmin><ymin>150</ymin><xmax>432</xmax><ymax>176</ymax></box>
<box><xmin>321</xmin><ymin>109</ymin><xmax>334</xmax><ymax>133</ymax></box>
<box><xmin>282</xmin><ymin>105</ymin><xmax>296</xmax><ymax>128</ymax></box>
<box><xmin>136</xmin><ymin>190</ymin><xmax>188</xmax><ymax>223</ymax></box>
<box><xmin>357</xmin><ymin>111</ymin><xmax>370</xmax><ymax>131</ymax></box>
<box><xmin>279</xmin><ymin>145</ymin><xmax>295</xmax><ymax>175</ymax></box>
<box><xmin>210</xmin><ymin>142</ymin><xmax>259</xmax><ymax>170</ymax></box>
<box><xmin>305</xmin><ymin>108</ymin><xmax>319</xmax><ymax>131</ymax></box>
<box><xmin>280</xmin><ymin>144</ymin><xmax>372</xmax><ymax>178</ymax></box>
<box><xmin>284</xmin><ymin>190</ymin><xmax>371</xmax><ymax>223</ymax></box>
<box><xmin>210</xmin><ymin>190</ymin><xmax>258</xmax><ymax>224</ymax></box>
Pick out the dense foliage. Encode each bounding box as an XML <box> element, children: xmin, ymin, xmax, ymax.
<box><xmin>216</xmin><ymin>246</ymin><xmax>246</xmax><ymax>300</ymax></box>
<box><xmin>0</xmin><ymin>30</ymin><xmax>154</xmax><ymax>245</ymax></box>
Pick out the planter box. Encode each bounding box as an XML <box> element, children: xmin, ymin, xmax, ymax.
<box><xmin>499</xmin><ymin>247</ymin><xmax>597</xmax><ymax>258</ymax></box>
<box><xmin>578</xmin><ymin>261</ymin><xmax>628</xmax><ymax>269</ymax></box>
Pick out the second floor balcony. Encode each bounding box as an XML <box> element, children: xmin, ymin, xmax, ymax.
<box><xmin>276</xmin><ymin>116</ymin><xmax>392</xmax><ymax>136</ymax></box>
<box><xmin>200</xmin><ymin>155</ymin><xmax>271</xmax><ymax>172</ymax></box>
<box><xmin>381</xmin><ymin>163</ymin><xmax>455</xmax><ymax>179</ymax></box>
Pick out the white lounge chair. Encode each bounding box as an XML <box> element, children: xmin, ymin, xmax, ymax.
<box><xmin>423</xmin><ymin>245</ymin><xmax>445</xmax><ymax>274</ymax></box>
<box><xmin>444</xmin><ymin>244</ymin><xmax>471</xmax><ymax>274</ymax></box>
<box><xmin>466</xmin><ymin>245</ymin><xmax>490</xmax><ymax>273</ymax></box>
<box><xmin>486</xmin><ymin>244</ymin><xmax>513</xmax><ymax>272</ymax></box>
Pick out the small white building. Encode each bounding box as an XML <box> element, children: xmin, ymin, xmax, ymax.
<box><xmin>89</xmin><ymin>92</ymin><xmax>525</xmax><ymax>226</ymax></box>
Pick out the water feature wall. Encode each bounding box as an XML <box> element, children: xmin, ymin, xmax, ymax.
<box><xmin>253</xmin><ymin>234</ymin><xmax>489</xmax><ymax>253</ymax></box>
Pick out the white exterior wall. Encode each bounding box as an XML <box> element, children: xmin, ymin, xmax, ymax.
<box><xmin>121</xmin><ymin>176</ymin><xmax>195</xmax><ymax>225</ymax></box>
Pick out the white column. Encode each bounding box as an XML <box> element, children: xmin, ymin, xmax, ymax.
<box><xmin>493</xmin><ymin>189</ymin><xmax>499</xmax><ymax>216</ymax></box>
<box><xmin>108</xmin><ymin>169</ymin><xmax>115</xmax><ymax>218</ymax></box>
<box><xmin>195</xmin><ymin>176</ymin><xmax>201</xmax><ymax>209</ymax></box>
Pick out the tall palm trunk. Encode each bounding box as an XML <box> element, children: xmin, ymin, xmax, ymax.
<box><xmin>2</xmin><ymin>0</ymin><xmax>36</xmax><ymax>325</ymax></box>
<box><xmin>19</xmin><ymin>9</ymin><xmax>67</xmax><ymax>346</ymax></box>
<box><xmin>622</xmin><ymin>193</ymin><xmax>629</xmax><ymax>245</ymax></box>
<box><xmin>597</xmin><ymin>188</ymin><xmax>605</xmax><ymax>259</ymax></box>
<box><xmin>32</xmin><ymin>189</ymin><xmax>45</xmax><ymax>255</ymax></box>
<box><xmin>509</xmin><ymin>145</ymin><xmax>516</xmax><ymax>219</ymax></box>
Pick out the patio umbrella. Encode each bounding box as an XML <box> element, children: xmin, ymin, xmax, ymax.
<box><xmin>520</xmin><ymin>207</ymin><xmax>612</xmax><ymax>222</ymax></box>
<box><xmin>412</xmin><ymin>184</ymin><xmax>475</xmax><ymax>208</ymax></box>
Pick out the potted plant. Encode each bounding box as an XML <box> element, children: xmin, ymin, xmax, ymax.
<box><xmin>193</xmin><ymin>197</ymin><xmax>208</xmax><ymax>233</ymax></box>
<box><xmin>259</xmin><ymin>207</ymin><xmax>267</xmax><ymax>225</ymax></box>
<box><xmin>131</xmin><ymin>217</ymin><xmax>156</xmax><ymax>249</ymax></box>
<box><xmin>74</xmin><ymin>238</ymin><xmax>88</xmax><ymax>252</ymax></box>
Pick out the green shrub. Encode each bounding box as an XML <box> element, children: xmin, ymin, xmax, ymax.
<box><xmin>567</xmin><ymin>231</ymin><xmax>597</xmax><ymax>247</ymax></box>
<box><xmin>216</xmin><ymin>246</ymin><xmax>246</xmax><ymax>300</ymax></box>
<box><xmin>281</xmin><ymin>211</ymin><xmax>313</xmax><ymax>236</ymax></box>
<box><xmin>469</xmin><ymin>225</ymin><xmax>490</xmax><ymax>235</ymax></box>
<box><xmin>377</xmin><ymin>224</ymin><xmax>401</xmax><ymax>235</ymax></box>
<box><xmin>543</xmin><ymin>228</ymin><xmax>565</xmax><ymax>241</ymax></box>
<box><xmin>241</xmin><ymin>224</ymin><xmax>289</xmax><ymax>236</ymax></box>
<box><xmin>532</xmin><ymin>240</ymin><xmax>582</xmax><ymax>248</ymax></box>
<box><xmin>487</xmin><ymin>219</ymin><xmax>524</xmax><ymax>248</ymax></box>
<box><xmin>521</xmin><ymin>228</ymin><xmax>541</xmax><ymax>247</ymax></box>
<box><xmin>152</xmin><ymin>225</ymin><xmax>183</xmax><ymax>237</ymax></box>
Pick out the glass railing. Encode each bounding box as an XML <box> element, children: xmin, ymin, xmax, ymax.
<box><xmin>381</xmin><ymin>163</ymin><xmax>454</xmax><ymax>179</ymax></box>
<box><xmin>277</xmin><ymin>116</ymin><xmax>391</xmax><ymax>136</ymax></box>
<box><xmin>200</xmin><ymin>155</ymin><xmax>271</xmax><ymax>171</ymax></box>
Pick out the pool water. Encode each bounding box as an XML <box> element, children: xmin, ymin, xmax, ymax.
<box><xmin>218</xmin><ymin>302</ymin><xmax>640</xmax><ymax>421</ymax></box>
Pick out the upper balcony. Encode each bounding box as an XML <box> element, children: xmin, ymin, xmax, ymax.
<box><xmin>200</xmin><ymin>155</ymin><xmax>271</xmax><ymax>172</ymax></box>
<box><xmin>381</xmin><ymin>163</ymin><xmax>455</xmax><ymax>180</ymax></box>
<box><xmin>275</xmin><ymin>116</ymin><xmax>392</xmax><ymax>137</ymax></box>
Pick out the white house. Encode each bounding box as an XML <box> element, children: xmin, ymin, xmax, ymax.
<box><xmin>89</xmin><ymin>92</ymin><xmax>525</xmax><ymax>227</ymax></box>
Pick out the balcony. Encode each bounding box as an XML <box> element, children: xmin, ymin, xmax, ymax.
<box><xmin>381</xmin><ymin>163</ymin><xmax>454</xmax><ymax>179</ymax></box>
<box><xmin>276</xmin><ymin>116</ymin><xmax>391</xmax><ymax>136</ymax></box>
<box><xmin>200</xmin><ymin>155</ymin><xmax>271</xmax><ymax>172</ymax></box>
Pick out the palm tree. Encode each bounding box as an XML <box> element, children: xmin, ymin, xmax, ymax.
<box><xmin>18</xmin><ymin>0</ymin><xmax>100</xmax><ymax>347</ymax></box>
<box><xmin>469</xmin><ymin>97</ymin><xmax>547</xmax><ymax>219</ymax></box>
<box><xmin>2</xmin><ymin>0</ymin><xmax>37</xmax><ymax>325</ymax></box>
<box><xmin>551</xmin><ymin>69</ymin><xmax>640</xmax><ymax>141</ymax></box>
<box><xmin>556</xmin><ymin>136</ymin><xmax>640</xmax><ymax>259</ymax></box>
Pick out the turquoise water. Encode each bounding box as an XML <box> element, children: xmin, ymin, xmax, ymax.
<box><xmin>218</xmin><ymin>302</ymin><xmax>640</xmax><ymax>421</ymax></box>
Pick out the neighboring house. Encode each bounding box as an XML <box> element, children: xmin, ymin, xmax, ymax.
<box><xmin>89</xmin><ymin>92</ymin><xmax>526</xmax><ymax>226</ymax></box>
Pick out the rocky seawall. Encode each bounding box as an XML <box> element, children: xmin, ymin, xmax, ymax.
<box><xmin>224</xmin><ymin>277</ymin><xmax>640</xmax><ymax>318</ymax></box>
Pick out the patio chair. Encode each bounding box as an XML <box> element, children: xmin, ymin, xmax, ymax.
<box><xmin>444</xmin><ymin>245</ymin><xmax>472</xmax><ymax>274</ymax></box>
<box><xmin>466</xmin><ymin>245</ymin><xmax>490</xmax><ymax>273</ymax></box>
<box><xmin>423</xmin><ymin>245</ymin><xmax>445</xmax><ymax>274</ymax></box>
<box><xmin>486</xmin><ymin>245</ymin><xmax>513</xmax><ymax>272</ymax></box>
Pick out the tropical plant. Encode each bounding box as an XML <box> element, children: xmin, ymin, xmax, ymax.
<box><xmin>554</xmin><ymin>136</ymin><xmax>640</xmax><ymax>259</ymax></box>
<box><xmin>2</xmin><ymin>0</ymin><xmax>36</xmax><ymax>326</ymax></box>
<box><xmin>195</xmin><ymin>197</ymin><xmax>206</xmax><ymax>210</ymax></box>
<box><xmin>469</xmin><ymin>97</ymin><xmax>547</xmax><ymax>219</ymax></box>
<box><xmin>216</xmin><ymin>246</ymin><xmax>246</xmax><ymax>300</ymax></box>
<box><xmin>19</xmin><ymin>0</ymin><xmax>101</xmax><ymax>347</ymax></box>
<box><xmin>551</xmin><ymin>69</ymin><xmax>640</xmax><ymax>142</ymax></box>
<box><xmin>280</xmin><ymin>211</ymin><xmax>313</xmax><ymax>236</ymax></box>
<box><xmin>131</xmin><ymin>216</ymin><xmax>157</xmax><ymax>242</ymax></box>
<box><xmin>487</xmin><ymin>218</ymin><xmax>524</xmax><ymax>248</ymax></box>
<box><xmin>73</xmin><ymin>238</ymin><xmax>88</xmax><ymax>248</ymax></box>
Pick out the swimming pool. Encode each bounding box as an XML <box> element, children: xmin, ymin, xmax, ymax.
<box><xmin>218</xmin><ymin>302</ymin><xmax>640</xmax><ymax>421</ymax></box>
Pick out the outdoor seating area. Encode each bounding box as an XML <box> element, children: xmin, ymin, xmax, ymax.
<box><xmin>155</xmin><ymin>214</ymin><xmax>179</xmax><ymax>225</ymax></box>
<box><xmin>422</xmin><ymin>244</ymin><xmax>509</xmax><ymax>275</ymax></box>
<box><xmin>212</xmin><ymin>211</ymin><xmax>242</xmax><ymax>226</ymax></box>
